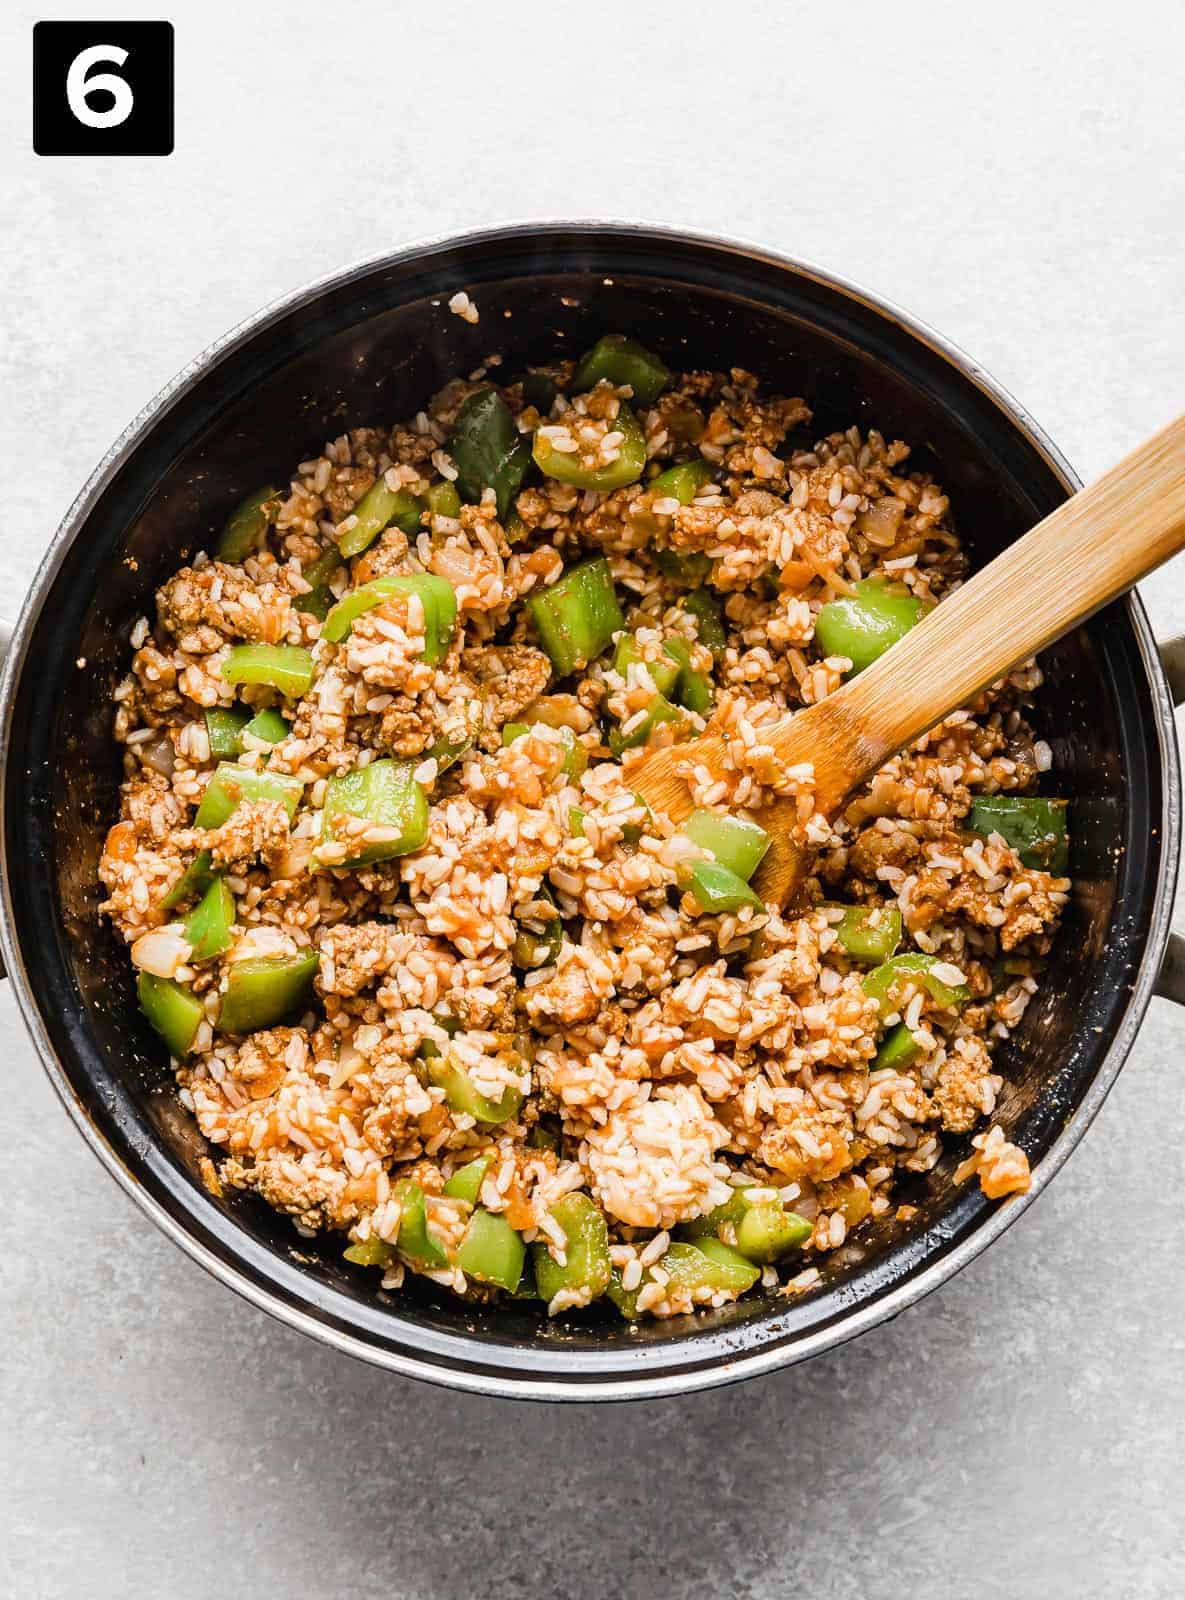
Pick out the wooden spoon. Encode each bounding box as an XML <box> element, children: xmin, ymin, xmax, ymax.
<box><xmin>632</xmin><ymin>411</ymin><xmax>1185</xmax><ymax>907</ymax></box>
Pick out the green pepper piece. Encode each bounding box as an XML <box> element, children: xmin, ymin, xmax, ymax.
<box><xmin>456</xmin><ymin>1208</ymin><xmax>525</xmax><ymax>1292</ymax></box>
<box><xmin>138</xmin><ymin>971</ymin><xmax>204</xmax><ymax>1057</ymax></box>
<box><xmin>734</xmin><ymin>1201</ymin><xmax>812</xmax><ymax>1264</ymax></box>
<box><xmin>216</xmin><ymin>485</ymin><xmax>279</xmax><ymax>563</ymax></box>
<box><xmin>815</xmin><ymin>577</ymin><xmax>930</xmax><ymax>675</ymax></box>
<box><xmin>295</xmin><ymin>549</ymin><xmax>343</xmax><ymax>620</ymax></box>
<box><xmin>681</xmin><ymin>860</ymin><xmax>764</xmax><ymax>915</ymax></box>
<box><xmin>683</xmin><ymin>589</ymin><xmax>727</xmax><ymax>657</ymax></box>
<box><xmin>243</xmin><ymin>707</ymin><xmax>290</xmax><ymax>745</ymax></box>
<box><xmin>320</xmin><ymin>759</ymin><xmax>428</xmax><ymax>867</ymax></box>
<box><xmin>613</xmin><ymin>634</ymin><xmax>681</xmax><ymax>698</ymax></box>
<box><xmin>532</xmin><ymin>1193</ymin><xmax>612</xmax><ymax>1306</ymax></box>
<box><xmin>569</xmin><ymin>806</ymin><xmax>587</xmax><ymax>838</ymax></box>
<box><xmin>967</xmin><ymin>796</ymin><xmax>1069</xmax><ymax>875</ymax></box>
<box><xmin>873</xmin><ymin>1021</ymin><xmax>921</xmax><ymax>1071</ymax></box>
<box><xmin>183</xmin><ymin>875</ymin><xmax>235</xmax><ymax>963</ymax></box>
<box><xmin>442</xmin><ymin>1155</ymin><xmax>493</xmax><ymax>1206</ymax></box>
<box><xmin>682</xmin><ymin>809</ymin><xmax>770</xmax><ymax>882</ymax></box>
<box><xmin>654</xmin><ymin>548</ymin><xmax>713</xmax><ymax>585</ymax></box>
<box><xmin>824</xmin><ymin>903</ymin><xmax>903</xmax><ymax>964</ymax></box>
<box><xmin>512</xmin><ymin>908</ymin><xmax>563</xmax><ymax>972</ymax></box>
<box><xmin>608</xmin><ymin>693</ymin><xmax>686</xmax><ymax>756</ymax></box>
<box><xmin>427</xmin><ymin>731</ymin><xmax>475</xmax><ymax>773</ymax></box>
<box><xmin>863</xmin><ymin>952</ymin><xmax>969</xmax><ymax>1019</ymax></box>
<box><xmin>649</xmin><ymin>457</ymin><xmax>715</xmax><ymax>507</ymax></box>
<box><xmin>217</xmin><ymin>950</ymin><xmax>318</xmax><ymax>1034</ymax></box>
<box><xmin>501</xmin><ymin>722</ymin><xmax>586</xmax><ymax>780</ymax></box>
<box><xmin>526</xmin><ymin>557</ymin><xmax>624</xmax><ymax>677</ymax></box>
<box><xmin>533</xmin><ymin>402</ymin><xmax>648</xmax><ymax>491</ymax></box>
<box><xmin>221</xmin><ymin>643</ymin><xmax>315</xmax><ymax>698</ymax></box>
<box><xmin>426</xmin><ymin>1055</ymin><xmax>524</xmax><ymax>1126</ymax></box>
<box><xmin>393</xmin><ymin>1179</ymin><xmax>449</xmax><ymax>1267</ymax></box>
<box><xmin>321</xmin><ymin>574</ymin><xmax>458</xmax><ymax>661</ymax></box>
<box><xmin>451</xmin><ymin>390</ymin><xmax>531</xmax><ymax>519</ymax></box>
<box><xmin>205</xmin><ymin>706</ymin><xmax>250</xmax><ymax>759</ymax></box>
<box><xmin>521</xmin><ymin>372</ymin><xmax>557</xmax><ymax>413</ymax></box>
<box><xmin>343</xmin><ymin>1235</ymin><xmax>395</xmax><ymax>1268</ymax></box>
<box><xmin>337</xmin><ymin>480</ymin><xmax>422</xmax><ymax>559</ymax></box>
<box><xmin>160</xmin><ymin>849</ymin><xmax>215</xmax><ymax>911</ymax></box>
<box><xmin>660</xmin><ymin>636</ymin><xmax>715</xmax><ymax>716</ymax></box>
<box><xmin>572</xmin><ymin>335</ymin><xmax>670</xmax><ymax>406</ymax></box>
<box><xmin>193</xmin><ymin>763</ymin><xmax>304</xmax><ymax>830</ymax></box>
<box><xmin>662</xmin><ymin>1239</ymin><xmax>760</xmax><ymax>1297</ymax></box>
<box><xmin>424</xmin><ymin>480</ymin><xmax>462</xmax><ymax>519</ymax></box>
<box><xmin>607</xmin><ymin>1265</ymin><xmax>642</xmax><ymax>1320</ymax></box>
<box><xmin>680</xmin><ymin>1182</ymin><xmax>756</xmax><ymax>1239</ymax></box>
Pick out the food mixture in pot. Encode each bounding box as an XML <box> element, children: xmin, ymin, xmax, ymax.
<box><xmin>99</xmin><ymin>334</ymin><xmax>1068</xmax><ymax>1319</ymax></box>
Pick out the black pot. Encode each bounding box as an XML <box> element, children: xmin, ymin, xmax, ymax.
<box><xmin>4</xmin><ymin>223</ymin><xmax>1181</xmax><ymax>1400</ymax></box>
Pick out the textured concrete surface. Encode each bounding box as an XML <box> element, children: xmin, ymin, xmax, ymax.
<box><xmin>3</xmin><ymin>1</ymin><xmax>1185</xmax><ymax>1594</ymax></box>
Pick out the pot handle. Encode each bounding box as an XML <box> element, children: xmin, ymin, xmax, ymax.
<box><xmin>1155</xmin><ymin>635</ymin><xmax>1185</xmax><ymax>1006</ymax></box>
<box><xmin>0</xmin><ymin>617</ymin><xmax>9</xmax><ymax>980</ymax></box>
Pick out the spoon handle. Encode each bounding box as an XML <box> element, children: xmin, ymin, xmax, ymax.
<box><xmin>808</xmin><ymin>409</ymin><xmax>1185</xmax><ymax>794</ymax></box>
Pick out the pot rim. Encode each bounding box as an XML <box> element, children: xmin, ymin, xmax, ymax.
<box><xmin>2</xmin><ymin>219</ymin><xmax>1179</xmax><ymax>1401</ymax></box>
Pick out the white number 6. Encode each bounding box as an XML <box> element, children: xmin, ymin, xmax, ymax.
<box><xmin>66</xmin><ymin>44</ymin><xmax>134</xmax><ymax>130</ymax></box>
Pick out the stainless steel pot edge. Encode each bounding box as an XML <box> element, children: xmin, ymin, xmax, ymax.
<box><xmin>0</xmin><ymin>221</ymin><xmax>1179</xmax><ymax>1401</ymax></box>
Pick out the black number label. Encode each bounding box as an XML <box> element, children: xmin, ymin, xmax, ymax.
<box><xmin>33</xmin><ymin>22</ymin><xmax>174</xmax><ymax>156</ymax></box>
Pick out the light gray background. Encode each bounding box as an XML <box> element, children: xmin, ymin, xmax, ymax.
<box><xmin>3</xmin><ymin>1</ymin><xmax>1183</xmax><ymax>1595</ymax></box>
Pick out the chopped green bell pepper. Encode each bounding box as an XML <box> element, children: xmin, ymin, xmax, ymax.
<box><xmin>320</xmin><ymin>759</ymin><xmax>428</xmax><ymax>867</ymax></box>
<box><xmin>451</xmin><ymin>389</ymin><xmax>531</xmax><ymax>518</ymax></box>
<box><xmin>217</xmin><ymin>949</ymin><xmax>319</xmax><ymax>1034</ymax></box>
<box><xmin>427</xmin><ymin>731</ymin><xmax>475</xmax><ymax>772</ymax></box>
<box><xmin>527</xmin><ymin>1119</ymin><xmax>561</xmax><ymax>1153</ymax></box>
<box><xmin>343</xmin><ymin>1235</ymin><xmax>396</xmax><ymax>1268</ymax></box>
<box><xmin>221</xmin><ymin>644</ymin><xmax>315</xmax><ymax>699</ymax></box>
<box><xmin>681</xmin><ymin>860</ymin><xmax>764</xmax><ymax>915</ymax></box>
<box><xmin>512</xmin><ymin>905</ymin><xmax>563</xmax><ymax>972</ymax></box>
<box><xmin>613</xmin><ymin>634</ymin><xmax>681</xmax><ymax>697</ymax></box>
<box><xmin>424</xmin><ymin>480</ymin><xmax>462</xmax><ymax>519</ymax></box>
<box><xmin>660</xmin><ymin>636</ymin><xmax>715</xmax><ymax>715</ymax></box>
<box><xmin>194</xmin><ymin>763</ymin><xmax>303</xmax><ymax>830</ymax></box>
<box><xmin>456</xmin><ymin>1208</ymin><xmax>525</xmax><ymax>1292</ymax></box>
<box><xmin>138</xmin><ymin>971</ymin><xmax>204</xmax><ymax>1058</ymax></box>
<box><xmin>321</xmin><ymin>573</ymin><xmax>458</xmax><ymax>662</ymax></box>
<box><xmin>682</xmin><ymin>809</ymin><xmax>770</xmax><ymax>882</ymax></box>
<box><xmin>607</xmin><ymin>692</ymin><xmax>686</xmax><ymax>755</ymax></box>
<box><xmin>532</xmin><ymin>1193</ymin><xmax>612</xmax><ymax>1306</ymax></box>
<box><xmin>533</xmin><ymin>402</ymin><xmax>648</xmax><ymax>491</ymax></box>
<box><xmin>572</xmin><ymin>335</ymin><xmax>670</xmax><ymax>406</ymax></box>
<box><xmin>426</xmin><ymin>1055</ymin><xmax>524</xmax><ymax>1125</ymax></box>
<box><xmin>205</xmin><ymin>706</ymin><xmax>251</xmax><ymax>759</ymax></box>
<box><xmin>649</xmin><ymin>457</ymin><xmax>714</xmax><ymax>506</ymax></box>
<box><xmin>217</xmin><ymin>485</ymin><xmax>279</xmax><ymax>563</ymax></box>
<box><xmin>815</xmin><ymin>577</ymin><xmax>929</xmax><ymax>674</ymax></box>
<box><xmin>393</xmin><ymin>1179</ymin><xmax>449</xmax><ymax>1268</ymax></box>
<box><xmin>242</xmin><ymin>707</ymin><xmax>290</xmax><ymax>745</ymax></box>
<box><xmin>183</xmin><ymin>875</ymin><xmax>235</xmax><ymax>963</ymax></box>
<box><xmin>873</xmin><ymin>1021</ymin><xmax>921</xmax><ymax>1071</ymax></box>
<box><xmin>967</xmin><ymin>795</ymin><xmax>1069</xmax><ymax>875</ymax></box>
<box><xmin>295</xmin><ymin>548</ymin><xmax>343</xmax><ymax>620</ymax></box>
<box><xmin>863</xmin><ymin>952</ymin><xmax>969</xmax><ymax>1019</ymax></box>
<box><xmin>680</xmin><ymin>1182</ymin><xmax>755</xmax><ymax>1239</ymax></box>
<box><xmin>526</xmin><ymin>557</ymin><xmax>624</xmax><ymax>676</ymax></box>
<box><xmin>609</xmin><ymin>1239</ymin><xmax>759</xmax><ymax>1317</ymax></box>
<box><xmin>824</xmin><ymin>903</ymin><xmax>903</xmax><ymax>963</ymax></box>
<box><xmin>734</xmin><ymin>1201</ymin><xmax>812</xmax><ymax>1263</ymax></box>
<box><xmin>337</xmin><ymin>480</ymin><xmax>422</xmax><ymax>559</ymax></box>
<box><xmin>161</xmin><ymin>849</ymin><xmax>215</xmax><ymax>911</ymax></box>
<box><xmin>682</xmin><ymin>589</ymin><xmax>727</xmax><ymax>657</ymax></box>
<box><xmin>654</xmin><ymin>548</ymin><xmax>713</xmax><ymax>584</ymax></box>
<box><xmin>442</xmin><ymin>1154</ymin><xmax>493</xmax><ymax>1206</ymax></box>
<box><xmin>502</xmin><ymin>723</ymin><xmax>586</xmax><ymax>779</ymax></box>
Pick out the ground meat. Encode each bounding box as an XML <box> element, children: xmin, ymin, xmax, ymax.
<box><xmin>157</xmin><ymin>561</ymin><xmax>299</xmax><ymax>649</ymax></box>
<box><xmin>930</xmin><ymin>1036</ymin><xmax>1000</xmax><ymax>1133</ymax></box>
